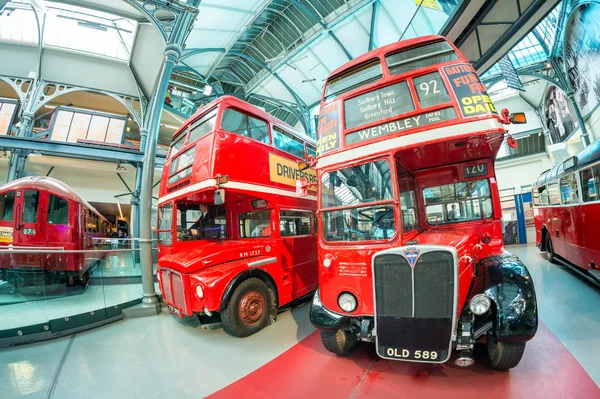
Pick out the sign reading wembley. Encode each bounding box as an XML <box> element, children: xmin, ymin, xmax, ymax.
<box><xmin>345</xmin><ymin>107</ymin><xmax>457</xmax><ymax>145</ymax></box>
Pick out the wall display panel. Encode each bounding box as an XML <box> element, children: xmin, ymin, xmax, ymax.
<box><xmin>565</xmin><ymin>3</ymin><xmax>600</xmax><ymax>116</ymax></box>
<box><xmin>49</xmin><ymin>107</ymin><xmax>127</xmax><ymax>144</ymax></box>
<box><xmin>0</xmin><ymin>100</ymin><xmax>18</xmax><ymax>135</ymax></box>
<box><xmin>544</xmin><ymin>86</ymin><xmax>579</xmax><ymax>144</ymax></box>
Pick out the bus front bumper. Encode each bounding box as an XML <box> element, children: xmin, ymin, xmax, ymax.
<box><xmin>310</xmin><ymin>289</ymin><xmax>350</xmax><ymax>331</ymax></box>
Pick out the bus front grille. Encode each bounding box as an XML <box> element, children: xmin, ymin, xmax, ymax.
<box><xmin>160</xmin><ymin>269</ymin><xmax>187</xmax><ymax>313</ymax></box>
<box><xmin>373</xmin><ymin>248</ymin><xmax>456</xmax><ymax>362</ymax></box>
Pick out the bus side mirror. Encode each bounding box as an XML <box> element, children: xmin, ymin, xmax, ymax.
<box><xmin>296</xmin><ymin>178</ymin><xmax>308</xmax><ymax>197</ymax></box>
<box><xmin>214</xmin><ymin>189</ymin><xmax>225</xmax><ymax>205</ymax></box>
<box><xmin>298</xmin><ymin>161</ymin><xmax>310</xmax><ymax>171</ymax></box>
<box><xmin>510</xmin><ymin>112</ymin><xmax>527</xmax><ymax>124</ymax></box>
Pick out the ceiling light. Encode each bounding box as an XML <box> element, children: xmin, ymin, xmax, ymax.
<box><xmin>203</xmin><ymin>85</ymin><xmax>212</xmax><ymax>96</ymax></box>
<box><xmin>117</xmin><ymin>202</ymin><xmax>124</xmax><ymax>219</ymax></box>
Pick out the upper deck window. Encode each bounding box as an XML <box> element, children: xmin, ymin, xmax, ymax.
<box><xmin>325</xmin><ymin>60</ymin><xmax>383</xmax><ymax>100</ymax></box>
<box><xmin>306</xmin><ymin>143</ymin><xmax>316</xmax><ymax>157</ymax></box>
<box><xmin>344</xmin><ymin>81</ymin><xmax>415</xmax><ymax>130</ymax></box>
<box><xmin>168</xmin><ymin>146</ymin><xmax>195</xmax><ymax>185</ymax></box>
<box><xmin>386</xmin><ymin>41</ymin><xmax>458</xmax><ymax>76</ymax></box>
<box><xmin>273</xmin><ymin>126</ymin><xmax>305</xmax><ymax>158</ymax></box>
<box><xmin>221</xmin><ymin>108</ymin><xmax>270</xmax><ymax>144</ymax></box>
<box><xmin>169</xmin><ymin>133</ymin><xmax>186</xmax><ymax>158</ymax></box>
<box><xmin>188</xmin><ymin>108</ymin><xmax>217</xmax><ymax>144</ymax></box>
<box><xmin>0</xmin><ymin>191</ymin><xmax>15</xmax><ymax>221</ymax></box>
<box><xmin>423</xmin><ymin>179</ymin><xmax>491</xmax><ymax>225</ymax></box>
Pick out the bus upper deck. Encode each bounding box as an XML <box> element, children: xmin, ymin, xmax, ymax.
<box><xmin>159</xmin><ymin>95</ymin><xmax>317</xmax><ymax>204</ymax></box>
<box><xmin>315</xmin><ymin>35</ymin><xmax>507</xmax><ymax>168</ymax></box>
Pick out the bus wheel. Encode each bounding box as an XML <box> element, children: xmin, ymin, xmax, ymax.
<box><xmin>320</xmin><ymin>327</ymin><xmax>359</xmax><ymax>357</ymax></box>
<box><xmin>486</xmin><ymin>334</ymin><xmax>526</xmax><ymax>370</ymax></box>
<box><xmin>545</xmin><ymin>235</ymin><xmax>556</xmax><ymax>263</ymax></box>
<box><xmin>222</xmin><ymin>278</ymin><xmax>271</xmax><ymax>338</ymax></box>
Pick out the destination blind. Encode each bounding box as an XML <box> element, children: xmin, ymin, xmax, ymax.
<box><xmin>344</xmin><ymin>81</ymin><xmax>415</xmax><ymax>130</ymax></box>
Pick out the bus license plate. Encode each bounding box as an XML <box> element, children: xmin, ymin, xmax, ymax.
<box><xmin>167</xmin><ymin>305</ymin><xmax>181</xmax><ymax>316</ymax></box>
<box><xmin>381</xmin><ymin>347</ymin><xmax>440</xmax><ymax>361</ymax></box>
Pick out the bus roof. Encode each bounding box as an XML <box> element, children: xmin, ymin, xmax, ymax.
<box><xmin>536</xmin><ymin>139</ymin><xmax>600</xmax><ymax>186</ymax></box>
<box><xmin>0</xmin><ymin>176</ymin><xmax>107</xmax><ymax>222</ymax></box>
<box><xmin>326</xmin><ymin>35</ymin><xmax>452</xmax><ymax>81</ymax></box>
<box><xmin>171</xmin><ymin>95</ymin><xmax>315</xmax><ymax>145</ymax></box>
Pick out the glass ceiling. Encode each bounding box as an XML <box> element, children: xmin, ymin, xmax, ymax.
<box><xmin>481</xmin><ymin>2</ymin><xmax>562</xmax><ymax>80</ymax></box>
<box><xmin>0</xmin><ymin>1</ymin><xmax>137</xmax><ymax>61</ymax></box>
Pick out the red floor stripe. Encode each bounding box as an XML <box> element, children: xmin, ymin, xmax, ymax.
<box><xmin>208</xmin><ymin>321</ymin><xmax>598</xmax><ymax>399</ymax></box>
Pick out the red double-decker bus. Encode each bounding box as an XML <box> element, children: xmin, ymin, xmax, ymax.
<box><xmin>300</xmin><ymin>35</ymin><xmax>537</xmax><ymax>370</ymax></box>
<box><xmin>533</xmin><ymin>139</ymin><xmax>600</xmax><ymax>284</ymax></box>
<box><xmin>156</xmin><ymin>96</ymin><xmax>318</xmax><ymax>337</ymax></box>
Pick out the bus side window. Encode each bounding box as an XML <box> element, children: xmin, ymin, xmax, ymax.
<box><xmin>280</xmin><ymin>210</ymin><xmax>312</xmax><ymax>236</ymax></box>
<box><xmin>306</xmin><ymin>143</ymin><xmax>316</xmax><ymax>158</ymax></box>
<box><xmin>580</xmin><ymin>168</ymin><xmax>594</xmax><ymax>202</ymax></box>
<box><xmin>559</xmin><ymin>174</ymin><xmax>579</xmax><ymax>205</ymax></box>
<box><xmin>239</xmin><ymin>210</ymin><xmax>271</xmax><ymax>238</ymax></box>
<box><xmin>547</xmin><ymin>182</ymin><xmax>560</xmax><ymax>205</ymax></box>
<box><xmin>0</xmin><ymin>191</ymin><xmax>15</xmax><ymax>221</ymax></box>
<box><xmin>48</xmin><ymin>195</ymin><xmax>69</xmax><ymax>225</ymax></box>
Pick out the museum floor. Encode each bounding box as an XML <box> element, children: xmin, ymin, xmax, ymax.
<box><xmin>1</xmin><ymin>244</ymin><xmax>599</xmax><ymax>399</ymax></box>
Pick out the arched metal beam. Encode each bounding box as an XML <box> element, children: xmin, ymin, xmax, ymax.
<box><xmin>289</xmin><ymin>0</ymin><xmax>353</xmax><ymax>61</ymax></box>
<box><xmin>181</xmin><ymin>48</ymin><xmax>310</xmax><ymax>132</ymax></box>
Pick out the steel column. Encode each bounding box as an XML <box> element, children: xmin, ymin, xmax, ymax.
<box><xmin>7</xmin><ymin>111</ymin><xmax>34</xmax><ymax>182</ymax></box>
<box><xmin>138</xmin><ymin>1</ymin><xmax>200</xmax><ymax>312</ymax></box>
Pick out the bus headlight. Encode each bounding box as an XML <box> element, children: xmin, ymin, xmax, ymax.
<box><xmin>338</xmin><ymin>292</ymin><xmax>357</xmax><ymax>313</ymax></box>
<box><xmin>469</xmin><ymin>294</ymin><xmax>491</xmax><ymax>315</ymax></box>
<box><xmin>195</xmin><ymin>285</ymin><xmax>204</xmax><ymax>299</ymax></box>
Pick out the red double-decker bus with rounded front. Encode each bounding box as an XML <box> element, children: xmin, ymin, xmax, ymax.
<box><xmin>300</xmin><ymin>35</ymin><xmax>538</xmax><ymax>370</ymax></box>
<box><xmin>156</xmin><ymin>96</ymin><xmax>318</xmax><ymax>337</ymax></box>
<box><xmin>532</xmin><ymin>139</ymin><xmax>600</xmax><ymax>285</ymax></box>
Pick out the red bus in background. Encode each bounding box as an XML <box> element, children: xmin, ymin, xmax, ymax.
<box><xmin>301</xmin><ymin>35</ymin><xmax>537</xmax><ymax>370</ymax></box>
<box><xmin>156</xmin><ymin>96</ymin><xmax>318</xmax><ymax>337</ymax></box>
<box><xmin>0</xmin><ymin>176</ymin><xmax>109</xmax><ymax>286</ymax></box>
<box><xmin>533</xmin><ymin>139</ymin><xmax>600</xmax><ymax>284</ymax></box>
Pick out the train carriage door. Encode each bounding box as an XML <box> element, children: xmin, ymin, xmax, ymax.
<box><xmin>13</xmin><ymin>189</ymin><xmax>45</xmax><ymax>246</ymax></box>
<box><xmin>279</xmin><ymin>209</ymin><xmax>318</xmax><ymax>298</ymax></box>
<box><xmin>45</xmin><ymin>194</ymin><xmax>72</xmax><ymax>247</ymax></box>
<box><xmin>0</xmin><ymin>190</ymin><xmax>16</xmax><ymax>245</ymax></box>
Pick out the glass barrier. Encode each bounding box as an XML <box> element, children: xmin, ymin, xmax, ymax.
<box><xmin>0</xmin><ymin>240</ymin><xmax>159</xmax><ymax>347</ymax></box>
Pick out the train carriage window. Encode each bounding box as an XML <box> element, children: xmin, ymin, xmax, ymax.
<box><xmin>280</xmin><ymin>210</ymin><xmax>312</xmax><ymax>236</ymax></box>
<box><xmin>580</xmin><ymin>167</ymin><xmax>598</xmax><ymax>202</ymax></box>
<box><xmin>239</xmin><ymin>210</ymin><xmax>271</xmax><ymax>238</ymax></box>
<box><xmin>221</xmin><ymin>108</ymin><xmax>270</xmax><ymax>144</ymax></box>
<box><xmin>48</xmin><ymin>195</ymin><xmax>69</xmax><ymax>225</ymax></box>
<box><xmin>0</xmin><ymin>191</ymin><xmax>15</xmax><ymax>221</ymax></box>
<box><xmin>560</xmin><ymin>174</ymin><xmax>579</xmax><ymax>205</ymax></box>
<box><xmin>22</xmin><ymin>190</ymin><xmax>39</xmax><ymax>223</ymax></box>
<box><xmin>273</xmin><ymin>126</ymin><xmax>305</xmax><ymax>158</ymax></box>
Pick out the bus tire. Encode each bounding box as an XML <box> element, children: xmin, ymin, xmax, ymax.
<box><xmin>221</xmin><ymin>278</ymin><xmax>271</xmax><ymax>338</ymax></box>
<box><xmin>320</xmin><ymin>327</ymin><xmax>359</xmax><ymax>357</ymax></box>
<box><xmin>545</xmin><ymin>235</ymin><xmax>556</xmax><ymax>263</ymax></box>
<box><xmin>486</xmin><ymin>334</ymin><xmax>526</xmax><ymax>370</ymax></box>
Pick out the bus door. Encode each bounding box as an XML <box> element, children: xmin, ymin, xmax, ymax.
<box><xmin>559</xmin><ymin>174</ymin><xmax>583</xmax><ymax>267</ymax></box>
<box><xmin>0</xmin><ymin>190</ymin><xmax>16</xmax><ymax>246</ymax></box>
<box><xmin>279</xmin><ymin>209</ymin><xmax>318</xmax><ymax>297</ymax></box>
<box><xmin>14</xmin><ymin>189</ymin><xmax>45</xmax><ymax>246</ymax></box>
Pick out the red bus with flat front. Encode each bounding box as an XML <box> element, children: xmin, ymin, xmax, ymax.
<box><xmin>0</xmin><ymin>176</ymin><xmax>109</xmax><ymax>286</ymax></box>
<box><xmin>303</xmin><ymin>35</ymin><xmax>537</xmax><ymax>370</ymax></box>
<box><xmin>533</xmin><ymin>139</ymin><xmax>600</xmax><ymax>284</ymax></box>
<box><xmin>157</xmin><ymin>96</ymin><xmax>318</xmax><ymax>337</ymax></box>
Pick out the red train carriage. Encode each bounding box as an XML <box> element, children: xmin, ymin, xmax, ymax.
<box><xmin>157</xmin><ymin>96</ymin><xmax>318</xmax><ymax>337</ymax></box>
<box><xmin>0</xmin><ymin>176</ymin><xmax>108</xmax><ymax>285</ymax></box>
<box><xmin>533</xmin><ymin>139</ymin><xmax>600</xmax><ymax>284</ymax></box>
<box><xmin>300</xmin><ymin>35</ymin><xmax>537</xmax><ymax>370</ymax></box>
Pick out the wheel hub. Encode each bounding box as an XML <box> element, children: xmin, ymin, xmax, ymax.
<box><xmin>238</xmin><ymin>290</ymin><xmax>265</xmax><ymax>326</ymax></box>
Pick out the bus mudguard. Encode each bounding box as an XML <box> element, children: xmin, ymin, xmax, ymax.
<box><xmin>310</xmin><ymin>289</ymin><xmax>348</xmax><ymax>331</ymax></box>
<box><xmin>219</xmin><ymin>264</ymin><xmax>279</xmax><ymax>311</ymax></box>
<box><xmin>470</xmin><ymin>254</ymin><xmax>538</xmax><ymax>342</ymax></box>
